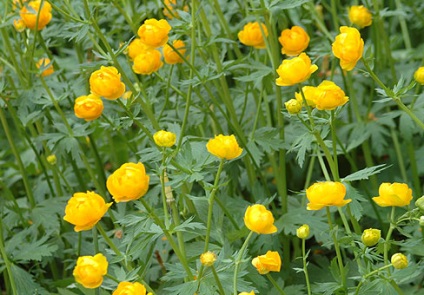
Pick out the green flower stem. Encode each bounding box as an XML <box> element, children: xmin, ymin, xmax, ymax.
<box><xmin>160</xmin><ymin>158</ymin><xmax>171</xmax><ymax>224</ymax></box>
<box><xmin>306</xmin><ymin>2</ymin><xmax>334</xmax><ymax>42</ymax></box>
<box><xmin>316</xmin><ymin>149</ymin><xmax>331</xmax><ymax>181</ymax></box>
<box><xmin>394</xmin><ymin>0</ymin><xmax>412</xmax><ymax>50</ymax></box>
<box><xmin>0</xmin><ymin>215</ymin><xmax>18</xmax><ymax>295</ymax></box>
<box><xmin>384</xmin><ymin>206</ymin><xmax>396</xmax><ymax>275</ymax></box>
<box><xmin>302</xmin><ymin>238</ymin><xmax>312</xmax><ymax>295</ymax></box>
<box><xmin>330</xmin><ymin>0</ymin><xmax>340</xmax><ymax>30</ymax></box>
<box><xmin>407</xmin><ymin>141</ymin><xmax>422</xmax><ymax>196</ymax></box>
<box><xmin>233</xmin><ymin>231</ymin><xmax>254</xmax><ymax>295</ymax></box>
<box><xmin>354</xmin><ymin>264</ymin><xmax>392</xmax><ymax>295</ymax></box>
<box><xmin>266</xmin><ymin>273</ymin><xmax>287</xmax><ymax>295</ymax></box>
<box><xmin>330</xmin><ymin>111</ymin><xmax>340</xmax><ymax>181</ymax></box>
<box><xmin>93</xmin><ymin>227</ymin><xmax>99</xmax><ymax>254</ymax></box>
<box><xmin>211</xmin><ymin>265</ymin><xmax>225</xmax><ymax>295</ymax></box>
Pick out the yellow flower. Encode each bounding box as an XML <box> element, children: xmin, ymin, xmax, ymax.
<box><xmin>137</xmin><ymin>18</ymin><xmax>171</xmax><ymax>48</ymax></box>
<box><xmin>200</xmin><ymin>251</ymin><xmax>217</xmax><ymax>267</ymax></box>
<box><xmin>127</xmin><ymin>38</ymin><xmax>150</xmax><ymax>60</ymax></box>
<box><xmin>413</xmin><ymin>67</ymin><xmax>424</xmax><ymax>85</ymax></box>
<box><xmin>252</xmin><ymin>251</ymin><xmax>281</xmax><ymax>275</ymax></box>
<box><xmin>153</xmin><ymin>130</ymin><xmax>177</xmax><ymax>147</ymax></box>
<box><xmin>238</xmin><ymin>22</ymin><xmax>268</xmax><ymax>49</ymax></box>
<box><xmin>64</xmin><ymin>191</ymin><xmax>112</xmax><ymax>232</ymax></box>
<box><xmin>13</xmin><ymin>18</ymin><xmax>26</xmax><ymax>32</ymax></box>
<box><xmin>276</xmin><ymin>53</ymin><xmax>318</xmax><ymax>86</ymax></box>
<box><xmin>46</xmin><ymin>154</ymin><xmax>57</xmax><ymax>165</ymax></box>
<box><xmin>244</xmin><ymin>204</ymin><xmax>277</xmax><ymax>234</ymax></box>
<box><xmin>285</xmin><ymin>98</ymin><xmax>302</xmax><ymax>114</ymax></box>
<box><xmin>132</xmin><ymin>49</ymin><xmax>163</xmax><ymax>75</ymax></box>
<box><xmin>89</xmin><ymin>66</ymin><xmax>126</xmax><ymax>100</ymax></box>
<box><xmin>74</xmin><ymin>94</ymin><xmax>104</xmax><ymax>121</ymax></box>
<box><xmin>278</xmin><ymin>26</ymin><xmax>310</xmax><ymax>56</ymax></box>
<box><xmin>19</xmin><ymin>0</ymin><xmax>52</xmax><ymax>30</ymax></box>
<box><xmin>296</xmin><ymin>224</ymin><xmax>310</xmax><ymax>239</ymax></box>
<box><xmin>73</xmin><ymin>253</ymin><xmax>108</xmax><ymax>289</ymax></box>
<box><xmin>295</xmin><ymin>86</ymin><xmax>318</xmax><ymax>107</ymax></box>
<box><xmin>239</xmin><ymin>292</ymin><xmax>255</xmax><ymax>295</ymax></box>
<box><xmin>306</xmin><ymin>181</ymin><xmax>351</xmax><ymax>210</ymax></box>
<box><xmin>206</xmin><ymin>134</ymin><xmax>243</xmax><ymax>160</ymax></box>
<box><xmin>106</xmin><ymin>162</ymin><xmax>150</xmax><ymax>202</ymax></box>
<box><xmin>348</xmin><ymin>5</ymin><xmax>372</xmax><ymax>28</ymax></box>
<box><xmin>391</xmin><ymin>253</ymin><xmax>408</xmax><ymax>269</ymax></box>
<box><xmin>163</xmin><ymin>0</ymin><xmax>188</xmax><ymax>19</ymax></box>
<box><xmin>113</xmin><ymin>282</ymin><xmax>147</xmax><ymax>295</ymax></box>
<box><xmin>163</xmin><ymin>40</ymin><xmax>186</xmax><ymax>64</ymax></box>
<box><xmin>372</xmin><ymin>182</ymin><xmax>413</xmax><ymax>207</ymax></box>
<box><xmin>361</xmin><ymin>228</ymin><xmax>381</xmax><ymax>247</ymax></box>
<box><xmin>313</xmin><ymin>81</ymin><xmax>349</xmax><ymax>110</ymax></box>
<box><xmin>332</xmin><ymin>26</ymin><xmax>364</xmax><ymax>71</ymax></box>
<box><xmin>36</xmin><ymin>58</ymin><xmax>54</xmax><ymax>77</ymax></box>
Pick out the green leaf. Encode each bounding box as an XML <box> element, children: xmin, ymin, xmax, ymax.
<box><xmin>269</xmin><ymin>0</ymin><xmax>310</xmax><ymax>10</ymax></box>
<box><xmin>12</xmin><ymin>235</ymin><xmax>59</xmax><ymax>262</ymax></box>
<box><xmin>342</xmin><ymin>164</ymin><xmax>389</xmax><ymax>182</ymax></box>
<box><xmin>12</xmin><ymin>264</ymin><xmax>49</xmax><ymax>295</ymax></box>
<box><xmin>252</xmin><ymin>127</ymin><xmax>287</xmax><ymax>154</ymax></box>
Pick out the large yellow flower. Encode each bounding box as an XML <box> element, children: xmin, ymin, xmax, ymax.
<box><xmin>348</xmin><ymin>5</ymin><xmax>372</xmax><ymax>28</ymax></box>
<box><xmin>137</xmin><ymin>18</ymin><xmax>171</xmax><ymax>48</ymax></box>
<box><xmin>206</xmin><ymin>134</ymin><xmax>243</xmax><ymax>160</ymax></box>
<box><xmin>89</xmin><ymin>66</ymin><xmax>126</xmax><ymax>100</ymax></box>
<box><xmin>238</xmin><ymin>22</ymin><xmax>268</xmax><ymax>49</ymax></box>
<box><xmin>113</xmin><ymin>282</ymin><xmax>147</xmax><ymax>295</ymax></box>
<box><xmin>127</xmin><ymin>38</ymin><xmax>150</xmax><ymax>60</ymax></box>
<box><xmin>244</xmin><ymin>204</ymin><xmax>277</xmax><ymax>234</ymax></box>
<box><xmin>132</xmin><ymin>49</ymin><xmax>163</xmax><ymax>75</ymax></box>
<box><xmin>332</xmin><ymin>26</ymin><xmax>364</xmax><ymax>71</ymax></box>
<box><xmin>19</xmin><ymin>0</ymin><xmax>52</xmax><ymax>30</ymax></box>
<box><xmin>278</xmin><ymin>26</ymin><xmax>310</xmax><ymax>56</ymax></box>
<box><xmin>372</xmin><ymin>182</ymin><xmax>413</xmax><ymax>207</ymax></box>
<box><xmin>306</xmin><ymin>181</ymin><xmax>351</xmax><ymax>210</ymax></box>
<box><xmin>74</xmin><ymin>94</ymin><xmax>104</xmax><ymax>121</ymax></box>
<box><xmin>73</xmin><ymin>253</ymin><xmax>108</xmax><ymax>289</ymax></box>
<box><xmin>252</xmin><ymin>251</ymin><xmax>281</xmax><ymax>274</ymax></box>
<box><xmin>276</xmin><ymin>53</ymin><xmax>318</xmax><ymax>86</ymax></box>
<box><xmin>313</xmin><ymin>81</ymin><xmax>349</xmax><ymax>110</ymax></box>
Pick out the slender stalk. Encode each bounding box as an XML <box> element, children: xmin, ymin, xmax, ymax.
<box><xmin>354</xmin><ymin>264</ymin><xmax>392</xmax><ymax>295</ymax></box>
<box><xmin>266</xmin><ymin>273</ymin><xmax>287</xmax><ymax>295</ymax></box>
<box><xmin>0</xmin><ymin>216</ymin><xmax>18</xmax><ymax>295</ymax></box>
<box><xmin>211</xmin><ymin>265</ymin><xmax>225</xmax><ymax>295</ymax></box>
<box><xmin>233</xmin><ymin>231</ymin><xmax>254</xmax><ymax>295</ymax></box>
<box><xmin>384</xmin><ymin>206</ymin><xmax>396</xmax><ymax>275</ymax></box>
<box><xmin>302</xmin><ymin>239</ymin><xmax>312</xmax><ymax>295</ymax></box>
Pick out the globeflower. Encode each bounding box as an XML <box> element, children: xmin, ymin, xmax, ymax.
<box><xmin>252</xmin><ymin>251</ymin><xmax>281</xmax><ymax>274</ymax></box>
<box><xmin>361</xmin><ymin>228</ymin><xmax>381</xmax><ymax>247</ymax></box>
<box><xmin>200</xmin><ymin>251</ymin><xmax>217</xmax><ymax>267</ymax></box>
<box><xmin>127</xmin><ymin>38</ymin><xmax>149</xmax><ymax>60</ymax></box>
<box><xmin>372</xmin><ymin>182</ymin><xmax>413</xmax><ymax>207</ymax></box>
<box><xmin>313</xmin><ymin>80</ymin><xmax>349</xmax><ymax>110</ymax></box>
<box><xmin>414</xmin><ymin>67</ymin><xmax>424</xmax><ymax>85</ymax></box>
<box><xmin>332</xmin><ymin>26</ymin><xmax>364</xmax><ymax>71</ymax></box>
<box><xmin>278</xmin><ymin>26</ymin><xmax>310</xmax><ymax>56</ymax></box>
<box><xmin>63</xmin><ymin>191</ymin><xmax>112</xmax><ymax>232</ymax></box>
<box><xmin>348</xmin><ymin>5</ymin><xmax>372</xmax><ymax>28</ymax></box>
<box><xmin>163</xmin><ymin>40</ymin><xmax>186</xmax><ymax>64</ymax></box>
<box><xmin>306</xmin><ymin>181</ymin><xmax>351</xmax><ymax>210</ymax></box>
<box><xmin>19</xmin><ymin>0</ymin><xmax>52</xmax><ymax>30</ymax></box>
<box><xmin>89</xmin><ymin>66</ymin><xmax>126</xmax><ymax>100</ymax></box>
<box><xmin>73</xmin><ymin>253</ymin><xmax>108</xmax><ymax>289</ymax></box>
<box><xmin>206</xmin><ymin>134</ymin><xmax>243</xmax><ymax>160</ymax></box>
<box><xmin>391</xmin><ymin>253</ymin><xmax>408</xmax><ymax>269</ymax></box>
<box><xmin>36</xmin><ymin>58</ymin><xmax>54</xmax><ymax>77</ymax></box>
<box><xmin>276</xmin><ymin>53</ymin><xmax>318</xmax><ymax>86</ymax></box>
<box><xmin>13</xmin><ymin>18</ymin><xmax>26</xmax><ymax>32</ymax></box>
<box><xmin>239</xmin><ymin>292</ymin><xmax>255</xmax><ymax>295</ymax></box>
<box><xmin>295</xmin><ymin>85</ymin><xmax>318</xmax><ymax>107</ymax></box>
<box><xmin>106</xmin><ymin>162</ymin><xmax>150</xmax><ymax>202</ymax></box>
<box><xmin>296</xmin><ymin>224</ymin><xmax>310</xmax><ymax>239</ymax></box>
<box><xmin>238</xmin><ymin>22</ymin><xmax>268</xmax><ymax>49</ymax></box>
<box><xmin>132</xmin><ymin>49</ymin><xmax>163</xmax><ymax>75</ymax></box>
<box><xmin>244</xmin><ymin>204</ymin><xmax>277</xmax><ymax>234</ymax></box>
<box><xmin>113</xmin><ymin>282</ymin><xmax>147</xmax><ymax>295</ymax></box>
<box><xmin>137</xmin><ymin>18</ymin><xmax>171</xmax><ymax>48</ymax></box>
<box><xmin>74</xmin><ymin>94</ymin><xmax>104</xmax><ymax>121</ymax></box>
<box><xmin>153</xmin><ymin>130</ymin><xmax>177</xmax><ymax>147</ymax></box>
<box><xmin>285</xmin><ymin>98</ymin><xmax>302</xmax><ymax>114</ymax></box>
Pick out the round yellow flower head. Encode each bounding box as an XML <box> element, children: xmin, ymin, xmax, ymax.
<box><xmin>200</xmin><ymin>251</ymin><xmax>217</xmax><ymax>267</ymax></box>
<box><xmin>13</xmin><ymin>18</ymin><xmax>26</xmax><ymax>32</ymax></box>
<box><xmin>73</xmin><ymin>253</ymin><xmax>108</xmax><ymax>289</ymax></box>
<box><xmin>36</xmin><ymin>58</ymin><xmax>54</xmax><ymax>77</ymax></box>
<box><xmin>137</xmin><ymin>18</ymin><xmax>171</xmax><ymax>48</ymax></box>
<box><xmin>163</xmin><ymin>40</ymin><xmax>186</xmax><ymax>64</ymax></box>
<box><xmin>106</xmin><ymin>162</ymin><xmax>150</xmax><ymax>202</ymax></box>
<box><xmin>313</xmin><ymin>80</ymin><xmax>349</xmax><ymax>110</ymax></box>
<box><xmin>153</xmin><ymin>130</ymin><xmax>177</xmax><ymax>147</ymax></box>
<box><xmin>113</xmin><ymin>282</ymin><xmax>147</xmax><ymax>295</ymax></box>
<box><xmin>63</xmin><ymin>191</ymin><xmax>112</xmax><ymax>232</ymax></box>
<box><xmin>372</xmin><ymin>182</ymin><xmax>413</xmax><ymax>207</ymax></box>
<box><xmin>74</xmin><ymin>94</ymin><xmax>104</xmax><ymax>121</ymax></box>
<box><xmin>278</xmin><ymin>26</ymin><xmax>310</xmax><ymax>56</ymax></box>
<box><xmin>89</xmin><ymin>66</ymin><xmax>126</xmax><ymax>100</ymax></box>
<box><xmin>127</xmin><ymin>38</ymin><xmax>150</xmax><ymax>60</ymax></box>
<box><xmin>206</xmin><ymin>134</ymin><xmax>243</xmax><ymax>160</ymax></box>
<box><xmin>132</xmin><ymin>49</ymin><xmax>163</xmax><ymax>75</ymax></box>
<box><xmin>244</xmin><ymin>204</ymin><xmax>277</xmax><ymax>234</ymax></box>
<box><xmin>295</xmin><ymin>86</ymin><xmax>318</xmax><ymax>108</ymax></box>
<box><xmin>349</xmin><ymin>5</ymin><xmax>372</xmax><ymax>28</ymax></box>
<box><xmin>391</xmin><ymin>253</ymin><xmax>408</xmax><ymax>269</ymax></box>
<box><xmin>276</xmin><ymin>53</ymin><xmax>318</xmax><ymax>86</ymax></box>
<box><xmin>413</xmin><ymin>67</ymin><xmax>424</xmax><ymax>85</ymax></box>
<box><xmin>19</xmin><ymin>0</ymin><xmax>52</xmax><ymax>30</ymax></box>
<box><xmin>306</xmin><ymin>181</ymin><xmax>351</xmax><ymax>210</ymax></box>
<box><xmin>252</xmin><ymin>251</ymin><xmax>281</xmax><ymax>275</ymax></box>
<box><xmin>285</xmin><ymin>98</ymin><xmax>302</xmax><ymax>114</ymax></box>
<box><xmin>46</xmin><ymin>154</ymin><xmax>57</xmax><ymax>165</ymax></box>
<box><xmin>332</xmin><ymin>26</ymin><xmax>364</xmax><ymax>71</ymax></box>
<box><xmin>238</xmin><ymin>22</ymin><xmax>268</xmax><ymax>49</ymax></box>
<box><xmin>296</xmin><ymin>224</ymin><xmax>310</xmax><ymax>239</ymax></box>
<box><xmin>361</xmin><ymin>228</ymin><xmax>381</xmax><ymax>247</ymax></box>
<box><xmin>239</xmin><ymin>292</ymin><xmax>255</xmax><ymax>295</ymax></box>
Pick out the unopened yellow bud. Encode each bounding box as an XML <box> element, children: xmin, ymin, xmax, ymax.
<box><xmin>391</xmin><ymin>253</ymin><xmax>408</xmax><ymax>269</ymax></box>
<box><xmin>415</xmin><ymin>196</ymin><xmax>424</xmax><ymax>212</ymax></box>
<box><xmin>200</xmin><ymin>251</ymin><xmax>216</xmax><ymax>267</ymax></box>
<box><xmin>361</xmin><ymin>228</ymin><xmax>381</xmax><ymax>247</ymax></box>
<box><xmin>296</xmin><ymin>224</ymin><xmax>310</xmax><ymax>239</ymax></box>
<box><xmin>47</xmin><ymin>154</ymin><xmax>57</xmax><ymax>165</ymax></box>
<box><xmin>285</xmin><ymin>99</ymin><xmax>302</xmax><ymax>114</ymax></box>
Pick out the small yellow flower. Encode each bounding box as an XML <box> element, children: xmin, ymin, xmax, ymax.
<box><xmin>132</xmin><ymin>49</ymin><xmax>163</xmax><ymax>75</ymax></box>
<box><xmin>137</xmin><ymin>18</ymin><xmax>171</xmax><ymax>48</ymax></box>
<box><xmin>361</xmin><ymin>228</ymin><xmax>381</xmax><ymax>247</ymax></box>
<box><xmin>36</xmin><ymin>58</ymin><xmax>54</xmax><ymax>77</ymax></box>
<box><xmin>238</xmin><ymin>22</ymin><xmax>268</xmax><ymax>49</ymax></box>
<box><xmin>200</xmin><ymin>251</ymin><xmax>217</xmax><ymax>267</ymax></box>
<box><xmin>332</xmin><ymin>26</ymin><xmax>364</xmax><ymax>71</ymax></box>
<box><xmin>372</xmin><ymin>182</ymin><xmax>413</xmax><ymax>207</ymax></box>
<box><xmin>413</xmin><ymin>67</ymin><xmax>424</xmax><ymax>85</ymax></box>
<box><xmin>73</xmin><ymin>253</ymin><xmax>108</xmax><ymax>289</ymax></box>
<box><xmin>163</xmin><ymin>40</ymin><xmax>186</xmax><ymax>64</ymax></box>
<box><xmin>306</xmin><ymin>181</ymin><xmax>351</xmax><ymax>210</ymax></box>
<box><xmin>296</xmin><ymin>224</ymin><xmax>310</xmax><ymax>239</ymax></box>
<box><xmin>206</xmin><ymin>134</ymin><xmax>243</xmax><ymax>160</ymax></box>
<box><xmin>113</xmin><ymin>282</ymin><xmax>147</xmax><ymax>295</ymax></box>
<box><xmin>313</xmin><ymin>81</ymin><xmax>349</xmax><ymax>110</ymax></box>
<box><xmin>46</xmin><ymin>154</ymin><xmax>57</xmax><ymax>165</ymax></box>
<box><xmin>74</xmin><ymin>94</ymin><xmax>104</xmax><ymax>121</ymax></box>
<box><xmin>348</xmin><ymin>6</ymin><xmax>372</xmax><ymax>28</ymax></box>
<box><xmin>285</xmin><ymin>98</ymin><xmax>302</xmax><ymax>114</ymax></box>
<box><xmin>278</xmin><ymin>26</ymin><xmax>310</xmax><ymax>56</ymax></box>
<box><xmin>127</xmin><ymin>38</ymin><xmax>150</xmax><ymax>60</ymax></box>
<box><xmin>19</xmin><ymin>0</ymin><xmax>52</xmax><ymax>30</ymax></box>
<box><xmin>13</xmin><ymin>18</ymin><xmax>26</xmax><ymax>32</ymax></box>
<box><xmin>89</xmin><ymin>66</ymin><xmax>126</xmax><ymax>100</ymax></box>
<box><xmin>391</xmin><ymin>253</ymin><xmax>408</xmax><ymax>269</ymax></box>
<box><xmin>276</xmin><ymin>53</ymin><xmax>318</xmax><ymax>86</ymax></box>
<box><xmin>153</xmin><ymin>130</ymin><xmax>177</xmax><ymax>147</ymax></box>
<box><xmin>239</xmin><ymin>292</ymin><xmax>255</xmax><ymax>295</ymax></box>
<box><xmin>63</xmin><ymin>191</ymin><xmax>112</xmax><ymax>232</ymax></box>
<box><xmin>106</xmin><ymin>162</ymin><xmax>150</xmax><ymax>202</ymax></box>
<box><xmin>244</xmin><ymin>204</ymin><xmax>277</xmax><ymax>234</ymax></box>
<box><xmin>252</xmin><ymin>251</ymin><xmax>281</xmax><ymax>275</ymax></box>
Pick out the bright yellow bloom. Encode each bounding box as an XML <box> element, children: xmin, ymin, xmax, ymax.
<box><xmin>153</xmin><ymin>130</ymin><xmax>177</xmax><ymax>147</ymax></box>
<box><xmin>89</xmin><ymin>66</ymin><xmax>126</xmax><ymax>100</ymax></box>
<box><xmin>276</xmin><ymin>53</ymin><xmax>318</xmax><ymax>86</ymax></box>
<box><xmin>163</xmin><ymin>40</ymin><xmax>186</xmax><ymax>64</ymax></box>
<box><xmin>238</xmin><ymin>22</ymin><xmax>268</xmax><ymax>49</ymax></box>
<box><xmin>73</xmin><ymin>253</ymin><xmax>108</xmax><ymax>289</ymax></box>
<box><xmin>200</xmin><ymin>251</ymin><xmax>217</xmax><ymax>267</ymax></box>
<box><xmin>107</xmin><ymin>162</ymin><xmax>150</xmax><ymax>202</ymax></box>
<box><xmin>332</xmin><ymin>26</ymin><xmax>364</xmax><ymax>71</ymax></box>
<box><xmin>36</xmin><ymin>58</ymin><xmax>54</xmax><ymax>77</ymax></box>
<box><xmin>74</xmin><ymin>94</ymin><xmax>104</xmax><ymax>121</ymax></box>
<box><xmin>252</xmin><ymin>251</ymin><xmax>281</xmax><ymax>274</ymax></box>
<box><xmin>13</xmin><ymin>18</ymin><xmax>26</xmax><ymax>32</ymax></box>
<box><xmin>296</xmin><ymin>224</ymin><xmax>310</xmax><ymax>239</ymax></box>
<box><xmin>206</xmin><ymin>134</ymin><xmax>243</xmax><ymax>160</ymax></box>
<box><xmin>391</xmin><ymin>253</ymin><xmax>408</xmax><ymax>269</ymax></box>
<box><xmin>127</xmin><ymin>38</ymin><xmax>150</xmax><ymax>60</ymax></box>
<box><xmin>306</xmin><ymin>181</ymin><xmax>351</xmax><ymax>210</ymax></box>
<box><xmin>137</xmin><ymin>18</ymin><xmax>171</xmax><ymax>48</ymax></box>
<box><xmin>244</xmin><ymin>204</ymin><xmax>277</xmax><ymax>234</ymax></box>
<box><xmin>313</xmin><ymin>81</ymin><xmax>349</xmax><ymax>110</ymax></box>
<box><xmin>361</xmin><ymin>228</ymin><xmax>381</xmax><ymax>247</ymax></box>
<box><xmin>278</xmin><ymin>26</ymin><xmax>310</xmax><ymax>56</ymax></box>
<box><xmin>239</xmin><ymin>292</ymin><xmax>255</xmax><ymax>295</ymax></box>
<box><xmin>113</xmin><ymin>282</ymin><xmax>147</xmax><ymax>295</ymax></box>
<box><xmin>132</xmin><ymin>49</ymin><xmax>163</xmax><ymax>75</ymax></box>
<box><xmin>372</xmin><ymin>182</ymin><xmax>413</xmax><ymax>207</ymax></box>
<box><xmin>19</xmin><ymin>0</ymin><xmax>52</xmax><ymax>30</ymax></box>
<box><xmin>295</xmin><ymin>86</ymin><xmax>318</xmax><ymax>107</ymax></box>
<box><xmin>285</xmin><ymin>99</ymin><xmax>302</xmax><ymax>114</ymax></box>
<box><xmin>414</xmin><ymin>67</ymin><xmax>424</xmax><ymax>85</ymax></box>
<box><xmin>64</xmin><ymin>192</ymin><xmax>112</xmax><ymax>232</ymax></box>
<box><xmin>348</xmin><ymin>6</ymin><xmax>372</xmax><ymax>28</ymax></box>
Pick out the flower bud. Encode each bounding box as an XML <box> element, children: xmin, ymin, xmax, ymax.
<box><xmin>361</xmin><ymin>228</ymin><xmax>381</xmax><ymax>247</ymax></box>
<box><xmin>153</xmin><ymin>130</ymin><xmax>177</xmax><ymax>147</ymax></box>
<box><xmin>296</xmin><ymin>224</ymin><xmax>310</xmax><ymax>239</ymax></box>
<box><xmin>13</xmin><ymin>19</ymin><xmax>26</xmax><ymax>32</ymax></box>
<box><xmin>348</xmin><ymin>5</ymin><xmax>372</xmax><ymax>28</ymax></box>
<box><xmin>46</xmin><ymin>154</ymin><xmax>57</xmax><ymax>165</ymax></box>
<box><xmin>419</xmin><ymin>216</ymin><xmax>424</xmax><ymax>227</ymax></box>
<box><xmin>285</xmin><ymin>99</ymin><xmax>302</xmax><ymax>114</ymax></box>
<box><xmin>244</xmin><ymin>204</ymin><xmax>277</xmax><ymax>234</ymax></box>
<box><xmin>391</xmin><ymin>253</ymin><xmax>408</xmax><ymax>269</ymax></box>
<box><xmin>200</xmin><ymin>251</ymin><xmax>217</xmax><ymax>267</ymax></box>
<box><xmin>415</xmin><ymin>196</ymin><xmax>424</xmax><ymax>212</ymax></box>
<box><xmin>414</xmin><ymin>67</ymin><xmax>424</xmax><ymax>85</ymax></box>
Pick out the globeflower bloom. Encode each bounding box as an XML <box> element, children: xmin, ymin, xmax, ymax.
<box><xmin>332</xmin><ymin>26</ymin><xmax>364</xmax><ymax>71</ymax></box>
<box><xmin>113</xmin><ymin>282</ymin><xmax>147</xmax><ymax>295</ymax></box>
<box><xmin>132</xmin><ymin>49</ymin><xmax>163</xmax><ymax>75</ymax></box>
<box><xmin>349</xmin><ymin>5</ymin><xmax>372</xmax><ymax>28</ymax></box>
<box><xmin>306</xmin><ymin>181</ymin><xmax>351</xmax><ymax>210</ymax></box>
<box><xmin>295</xmin><ymin>85</ymin><xmax>319</xmax><ymax>107</ymax></box>
<box><xmin>206</xmin><ymin>134</ymin><xmax>243</xmax><ymax>160</ymax></box>
<box><xmin>276</xmin><ymin>53</ymin><xmax>318</xmax><ymax>86</ymax></box>
<box><xmin>127</xmin><ymin>38</ymin><xmax>149</xmax><ymax>60</ymax></box>
<box><xmin>252</xmin><ymin>251</ymin><xmax>281</xmax><ymax>274</ymax></box>
<box><xmin>19</xmin><ymin>0</ymin><xmax>52</xmax><ymax>30</ymax></box>
<box><xmin>414</xmin><ymin>67</ymin><xmax>424</xmax><ymax>85</ymax></box>
<box><xmin>89</xmin><ymin>66</ymin><xmax>126</xmax><ymax>100</ymax></box>
<box><xmin>106</xmin><ymin>162</ymin><xmax>150</xmax><ymax>202</ymax></box>
<box><xmin>372</xmin><ymin>182</ymin><xmax>413</xmax><ymax>207</ymax></box>
<box><xmin>278</xmin><ymin>26</ymin><xmax>310</xmax><ymax>56</ymax></box>
<box><xmin>153</xmin><ymin>130</ymin><xmax>177</xmax><ymax>147</ymax></box>
<box><xmin>13</xmin><ymin>18</ymin><xmax>26</xmax><ymax>32</ymax></box>
<box><xmin>391</xmin><ymin>253</ymin><xmax>408</xmax><ymax>269</ymax></box>
<box><xmin>137</xmin><ymin>18</ymin><xmax>171</xmax><ymax>48</ymax></box>
<box><xmin>238</xmin><ymin>22</ymin><xmax>268</xmax><ymax>49</ymax></box>
<box><xmin>361</xmin><ymin>228</ymin><xmax>381</xmax><ymax>247</ymax></box>
<box><xmin>63</xmin><ymin>191</ymin><xmax>112</xmax><ymax>232</ymax></box>
<box><xmin>36</xmin><ymin>58</ymin><xmax>54</xmax><ymax>77</ymax></box>
<box><xmin>74</xmin><ymin>94</ymin><xmax>104</xmax><ymax>121</ymax></box>
<box><xmin>163</xmin><ymin>40</ymin><xmax>186</xmax><ymax>64</ymax></box>
<box><xmin>200</xmin><ymin>251</ymin><xmax>217</xmax><ymax>267</ymax></box>
<box><xmin>244</xmin><ymin>204</ymin><xmax>277</xmax><ymax>234</ymax></box>
<box><xmin>313</xmin><ymin>81</ymin><xmax>349</xmax><ymax>110</ymax></box>
<box><xmin>285</xmin><ymin>98</ymin><xmax>302</xmax><ymax>114</ymax></box>
<box><xmin>73</xmin><ymin>253</ymin><xmax>108</xmax><ymax>289</ymax></box>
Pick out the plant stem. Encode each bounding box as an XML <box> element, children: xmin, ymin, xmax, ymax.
<box><xmin>0</xmin><ymin>215</ymin><xmax>18</xmax><ymax>295</ymax></box>
<box><xmin>302</xmin><ymin>239</ymin><xmax>312</xmax><ymax>295</ymax></box>
<box><xmin>211</xmin><ymin>265</ymin><xmax>225</xmax><ymax>295</ymax></box>
<box><xmin>233</xmin><ymin>231</ymin><xmax>254</xmax><ymax>295</ymax></box>
<box><xmin>266</xmin><ymin>272</ymin><xmax>287</xmax><ymax>295</ymax></box>
<box><xmin>384</xmin><ymin>206</ymin><xmax>396</xmax><ymax>275</ymax></box>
